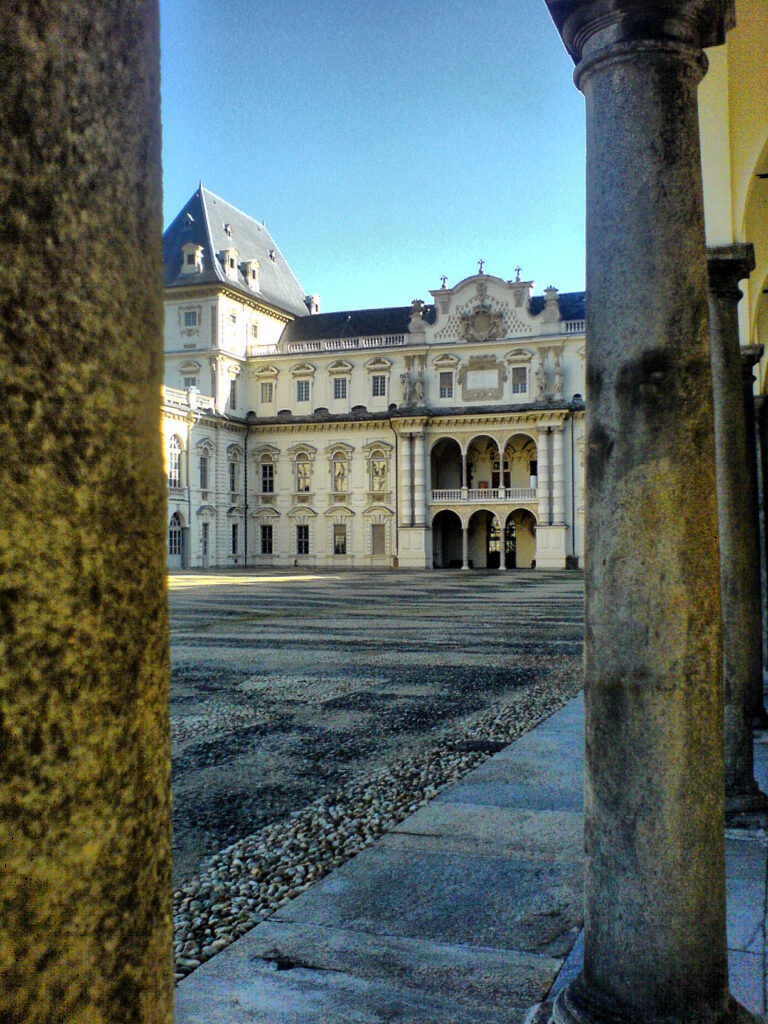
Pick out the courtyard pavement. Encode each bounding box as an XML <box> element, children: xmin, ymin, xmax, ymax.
<box><xmin>174</xmin><ymin>687</ymin><xmax>768</xmax><ymax>1022</ymax></box>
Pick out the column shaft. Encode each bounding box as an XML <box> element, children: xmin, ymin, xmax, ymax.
<box><xmin>0</xmin><ymin>3</ymin><xmax>173</xmax><ymax>1020</ymax></box>
<box><xmin>552</xmin><ymin>425</ymin><xmax>566</xmax><ymax>524</ymax></box>
<box><xmin>548</xmin><ymin>12</ymin><xmax>732</xmax><ymax>1023</ymax></box>
<box><xmin>413</xmin><ymin>432</ymin><xmax>426</xmax><ymax>526</ymax></box>
<box><xmin>400</xmin><ymin>434</ymin><xmax>412</xmax><ymax>526</ymax></box>
<box><xmin>537</xmin><ymin>427</ymin><xmax>551</xmax><ymax>525</ymax></box>
<box><xmin>708</xmin><ymin>246</ymin><xmax>767</xmax><ymax>821</ymax></box>
<box><xmin>741</xmin><ymin>350</ymin><xmax>768</xmax><ymax>726</ymax></box>
<box><xmin>461</xmin><ymin>525</ymin><xmax>469</xmax><ymax>569</ymax></box>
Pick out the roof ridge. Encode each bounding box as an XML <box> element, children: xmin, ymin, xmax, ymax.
<box><xmin>197</xmin><ymin>186</ymin><xmax>228</xmax><ymax>288</ymax></box>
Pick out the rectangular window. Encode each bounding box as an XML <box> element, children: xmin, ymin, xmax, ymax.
<box><xmin>296</xmin><ymin>379</ymin><xmax>310</xmax><ymax>403</ymax></box>
<box><xmin>296</xmin><ymin>524</ymin><xmax>309</xmax><ymax>555</ymax></box>
<box><xmin>229</xmin><ymin>379</ymin><xmax>237</xmax><ymax>410</ymax></box>
<box><xmin>183</xmin><ymin>310</ymin><xmax>197</xmax><ymax>326</ymax></box>
<box><xmin>229</xmin><ymin>462</ymin><xmax>238</xmax><ymax>493</ymax></box>
<box><xmin>229</xmin><ymin>312</ymin><xmax>237</xmax><ymax>324</ymax></box>
<box><xmin>260</xmin><ymin>524</ymin><xmax>273</xmax><ymax>555</ymax></box>
<box><xmin>201</xmin><ymin>522</ymin><xmax>209</xmax><ymax>556</ymax></box>
<box><xmin>372</xmin><ymin>375</ymin><xmax>386</xmax><ymax>397</ymax></box>
<box><xmin>372</xmin><ymin>523</ymin><xmax>386</xmax><ymax>556</ymax></box>
<box><xmin>185</xmin><ymin>253</ymin><xmax>195</xmax><ymax>266</ymax></box>
<box><xmin>261</xmin><ymin>462</ymin><xmax>274</xmax><ymax>493</ymax></box>
<box><xmin>183</xmin><ymin>376</ymin><xmax>197</xmax><ymax>389</ymax></box>
<box><xmin>251</xmin><ymin>323</ymin><xmax>259</xmax><ymax>338</ymax></box>
<box><xmin>260</xmin><ymin>381</ymin><xmax>274</xmax><ymax>403</ymax></box>
<box><xmin>333</xmin><ymin>377</ymin><xmax>347</xmax><ymax>400</ymax></box>
<box><xmin>199</xmin><ymin>455</ymin><xmax>208</xmax><ymax>490</ymax></box>
<box><xmin>512</xmin><ymin>366</ymin><xmax>528</xmax><ymax>394</ymax></box>
<box><xmin>439</xmin><ymin>372</ymin><xmax>453</xmax><ymax>399</ymax></box>
<box><xmin>231</xmin><ymin>523</ymin><xmax>238</xmax><ymax>555</ymax></box>
<box><xmin>333</xmin><ymin>524</ymin><xmax>347</xmax><ymax>555</ymax></box>
<box><xmin>333</xmin><ymin>459</ymin><xmax>348</xmax><ymax>493</ymax></box>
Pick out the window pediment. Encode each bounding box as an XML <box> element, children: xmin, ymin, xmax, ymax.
<box><xmin>504</xmin><ymin>348</ymin><xmax>534</xmax><ymax>364</ymax></box>
<box><xmin>324</xmin><ymin>505</ymin><xmax>355</xmax><ymax>518</ymax></box>
<box><xmin>287</xmin><ymin>505</ymin><xmax>317</xmax><ymax>519</ymax></box>
<box><xmin>253</xmin><ymin>364</ymin><xmax>279</xmax><ymax>380</ymax></box>
<box><xmin>328</xmin><ymin>360</ymin><xmax>353</xmax><ymax>375</ymax></box>
<box><xmin>287</xmin><ymin>442</ymin><xmax>316</xmax><ymax>458</ymax></box>
<box><xmin>252</xmin><ymin>443</ymin><xmax>280</xmax><ymax>459</ymax></box>
<box><xmin>365</xmin><ymin>357</ymin><xmax>392</xmax><ymax>372</ymax></box>
<box><xmin>432</xmin><ymin>353</ymin><xmax>460</xmax><ymax>369</ymax></box>
<box><xmin>290</xmin><ymin>362</ymin><xmax>316</xmax><ymax>378</ymax></box>
<box><xmin>361</xmin><ymin>440</ymin><xmax>393</xmax><ymax>455</ymax></box>
<box><xmin>325</xmin><ymin>441</ymin><xmax>354</xmax><ymax>455</ymax></box>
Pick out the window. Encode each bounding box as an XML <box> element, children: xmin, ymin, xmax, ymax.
<box><xmin>332</xmin><ymin>453</ymin><xmax>348</xmax><ymax>493</ymax></box>
<box><xmin>295</xmin><ymin>454</ymin><xmax>310</xmax><ymax>492</ymax></box>
<box><xmin>296</xmin><ymin>379</ymin><xmax>309</xmax><ymax>403</ymax></box>
<box><xmin>169</xmin><ymin>512</ymin><xmax>182</xmax><ymax>555</ymax></box>
<box><xmin>231</xmin><ymin>523</ymin><xmax>238</xmax><ymax>555</ymax></box>
<box><xmin>296</xmin><ymin>524</ymin><xmax>309</xmax><ymax>555</ymax></box>
<box><xmin>251</xmin><ymin>323</ymin><xmax>259</xmax><ymax>338</ymax></box>
<box><xmin>333</xmin><ymin>377</ymin><xmax>347</xmax><ymax>400</ymax></box>
<box><xmin>229</xmin><ymin>379</ymin><xmax>237</xmax><ymax>410</ymax></box>
<box><xmin>371</xmin><ymin>455</ymin><xmax>387</xmax><ymax>493</ymax></box>
<box><xmin>512</xmin><ymin>366</ymin><xmax>528</xmax><ymax>394</ymax></box>
<box><xmin>229</xmin><ymin>313</ymin><xmax>237</xmax><ymax>325</ymax></box>
<box><xmin>199</xmin><ymin>455</ymin><xmax>209</xmax><ymax>490</ymax></box>
<box><xmin>260</xmin><ymin>381</ymin><xmax>274</xmax><ymax>403</ymax></box>
<box><xmin>183</xmin><ymin>376</ymin><xmax>197</xmax><ymax>389</ymax></box>
<box><xmin>261</xmin><ymin>461</ymin><xmax>274</xmax><ymax>493</ymax></box>
<box><xmin>229</xmin><ymin>461</ymin><xmax>238</xmax><ymax>493</ymax></box>
<box><xmin>168</xmin><ymin>436</ymin><xmax>182</xmax><ymax>488</ymax></box>
<box><xmin>333</xmin><ymin>524</ymin><xmax>347</xmax><ymax>555</ymax></box>
<box><xmin>372</xmin><ymin>523</ymin><xmax>386</xmax><ymax>556</ymax></box>
<box><xmin>439</xmin><ymin>372</ymin><xmax>453</xmax><ymax>399</ymax></box>
<box><xmin>372</xmin><ymin>375</ymin><xmax>386</xmax><ymax>397</ymax></box>
<box><xmin>185</xmin><ymin>254</ymin><xmax>195</xmax><ymax>266</ymax></box>
<box><xmin>201</xmin><ymin>522</ymin><xmax>209</xmax><ymax>557</ymax></box>
<box><xmin>183</xmin><ymin>310</ymin><xmax>198</xmax><ymax>327</ymax></box>
<box><xmin>260</xmin><ymin>524</ymin><xmax>273</xmax><ymax>555</ymax></box>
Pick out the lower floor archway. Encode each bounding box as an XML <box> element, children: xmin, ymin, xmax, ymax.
<box><xmin>432</xmin><ymin>509</ymin><xmax>463</xmax><ymax>568</ymax></box>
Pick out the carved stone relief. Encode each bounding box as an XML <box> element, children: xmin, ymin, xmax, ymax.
<box><xmin>457</xmin><ymin>355</ymin><xmax>508</xmax><ymax>402</ymax></box>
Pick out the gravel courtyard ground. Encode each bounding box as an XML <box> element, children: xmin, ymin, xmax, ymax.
<box><xmin>169</xmin><ymin>568</ymin><xmax>585</xmax><ymax>977</ymax></box>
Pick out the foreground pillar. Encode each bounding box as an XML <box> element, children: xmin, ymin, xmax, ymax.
<box><xmin>741</xmin><ymin>347</ymin><xmax>768</xmax><ymax>726</ymax></box>
<box><xmin>413</xmin><ymin>431</ymin><xmax>426</xmax><ymax>526</ymax></box>
<box><xmin>0</xmin><ymin>4</ymin><xmax>173</xmax><ymax>1022</ymax></box>
<box><xmin>537</xmin><ymin>425</ymin><xmax>551</xmax><ymax>524</ymax></box>
<box><xmin>543</xmin><ymin>3</ymin><xmax>743</xmax><ymax>1023</ymax></box>
<box><xmin>551</xmin><ymin>424</ymin><xmax>566</xmax><ymax>524</ymax></box>
<box><xmin>708</xmin><ymin>247</ymin><xmax>768</xmax><ymax>823</ymax></box>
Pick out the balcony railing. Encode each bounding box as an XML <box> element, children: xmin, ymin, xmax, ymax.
<box><xmin>431</xmin><ymin>487</ymin><xmax>537</xmax><ymax>503</ymax></box>
<box><xmin>162</xmin><ymin>386</ymin><xmax>216</xmax><ymax>412</ymax></box>
<box><xmin>563</xmin><ymin>319</ymin><xmax>585</xmax><ymax>334</ymax></box>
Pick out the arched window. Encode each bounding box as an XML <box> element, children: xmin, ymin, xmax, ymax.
<box><xmin>332</xmin><ymin>452</ymin><xmax>348</xmax><ymax>493</ymax></box>
<box><xmin>168</xmin><ymin>512</ymin><xmax>183</xmax><ymax>556</ymax></box>
<box><xmin>168</xmin><ymin>436</ymin><xmax>182</xmax><ymax>488</ymax></box>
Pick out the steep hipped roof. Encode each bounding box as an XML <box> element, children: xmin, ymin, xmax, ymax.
<box><xmin>280</xmin><ymin>306</ymin><xmax>437</xmax><ymax>343</ymax></box>
<box><xmin>529</xmin><ymin>291</ymin><xmax>585</xmax><ymax>320</ymax></box>
<box><xmin>163</xmin><ymin>186</ymin><xmax>309</xmax><ymax>318</ymax></box>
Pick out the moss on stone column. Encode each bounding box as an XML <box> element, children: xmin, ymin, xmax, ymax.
<box><xmin>0</xmin><ymin>3</ymin><xmax>172</xmax><ymax>1022</ymax></box>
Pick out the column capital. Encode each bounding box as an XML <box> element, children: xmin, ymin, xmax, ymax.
<box><xmin>741</xmin><ymin>344</ymin><xmax>764</xmax><ymax>377</ymax></box>
<box><xmin>544</xmin><ymin>0</ymin><xmax>734</xmax><ymax>65</ymax></box>
<box><xmin>707</xmin><ymin>243</ymin><xmax>755</xmax><ymax>297</ymax></box>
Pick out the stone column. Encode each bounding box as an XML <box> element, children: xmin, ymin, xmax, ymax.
<box><xmin>537</xmin><ymin>426</ymin><xmax>551</xmax><ymax>525</ymax></box>
<box><xmin>741</xmin><ymin>347</ymin><xmax>768</xmax><ymax>727</ymax></box>
<box><xmin>461</xmin><ymin>449</ymin><xmax>468</xmax><ymax>499</ymax></box>
<box><xmin>551</xmin><ymin>424</ymin><xmax>566</xmax><ymax>524</ymax></box>
<box><xmin>543</xmin><ymin>4</ymin><xmax>739</xmax><ymax>1024</ymax></box>
<box><xmin>461</xmin><ymin>524</ymin><xmax>469</xmax><ymax>570</ymax></box>
<box><xmin>400</xmin><ymin>433</ymin><xmax>412</xmax><ymax>526</ymax></box>
<box><xmin>0</xmin><ymin>3</ymin><xmax>172</xmax><ymax>1022</ymax></box>
<box><xmin>413</xmin><ymin>432</ymin><xmax>426</xmax><ymax>526</ymax></box>
<box><xmin>708</xmin><ymin>246</ymin><xmax>768</xmax><ymax>822</ymax></box>
<box><xmin>758</xmin><ymin>397</ymin><xmax>768</xmax><ymax>666</ymax></box>
<box><xmin>498</xmin><ymin>515</ymin><xmax>507</xmax><ymax>571</ymax></box>
<box><xmin>498</xmin><ymin>442</ymin><xmax>506</xmax><ymax>499</ymax></box>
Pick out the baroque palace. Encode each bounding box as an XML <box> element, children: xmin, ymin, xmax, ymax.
<box><xmin>162</xmin><ymin>186</ymin><xmax>587</xmax><ymax>570</ymax></box>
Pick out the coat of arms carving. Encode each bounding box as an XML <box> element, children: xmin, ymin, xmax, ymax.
<box><xmin>458</xmin><ymin>302</ymin><xmax>504</xmax><ymax>342</ymax></box>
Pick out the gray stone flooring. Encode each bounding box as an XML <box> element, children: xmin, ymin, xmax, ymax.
<box><xmin>170</xmin><ymin>569</ymin><xmax>584</xmax><ymax>886</ymax></box>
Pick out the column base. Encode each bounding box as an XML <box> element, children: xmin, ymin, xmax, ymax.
<box><xmin>550</xmin><ymin>975</ymin><xmax>757</xmax><ymax>1024</ymax></box>
<box><xmin>536</xmin><ymin>525</ymin><xmax>569</xmax><ymax>569</ymax></box>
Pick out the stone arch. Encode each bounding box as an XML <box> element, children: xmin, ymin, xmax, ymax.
<box><xmin>499</xmin><ymin>432</ymin><xmax>539</xmax><ymax>490</ymax></box>
<box><xmin>466</xmin><ymin>507</ymin><xmax>501</xmax><ymax>569</ymax></box>
<box><xmin>431</xmin><ymin>508</ymin><xmax>463</xmax><ymax>568</ymax></box>
<box><xmin>465</xmin><ymin>434</ymin><xmax>501</xmax><ymax>492</ymax></box>
<box><xmin>430</xmin><ymin>436</ymin><xmax>462</xmax><ymax>493</ymax></box>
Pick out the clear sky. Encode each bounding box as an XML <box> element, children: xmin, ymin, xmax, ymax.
<box><xmin>159</xmin><ymin>0</ymin><xmax>585</xmax><ymax>313</ymax></box>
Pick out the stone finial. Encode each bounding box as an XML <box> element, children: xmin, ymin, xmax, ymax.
<box><xmin>541</xmin><ymin>285</ymin><xmax>561</xmax><ymax>323</ymax></box>
<box><xmin>408</xmin><ymin>299</ymin><xmax>426</xmax><ymax>334</ymax></box>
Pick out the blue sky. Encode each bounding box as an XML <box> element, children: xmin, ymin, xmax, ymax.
<box><xmin>159</xmin><ymin>0</ymin><xmax>585</xmax><ymax>312</ymax></box>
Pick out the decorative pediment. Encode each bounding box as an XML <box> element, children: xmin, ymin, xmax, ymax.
<box><xmin>287</xmin><ymin>442</ymin><xmax>316</xmax><ymax>457</ymax></box>
<box><xmin>432</xmin><ymin>353</ymin><xmax>460</xmax><ymax>369</ymax></box>
<box><xmin>226</xmin><ymin>443</ymin><xmax>244</xmax><ymax>459</ymax></box>
<box><xmin>504</xmin><ymin>348</ymin><xmax>534</xmax><ymax>364</ymax></box>
<box><xmin>195</xmin><ymin>436</ymin><xmax>214</xmax><ymax>454</ymax></box>
<box><xmin>328</xmin><ymin>359</ymin><xmax>353</xmax><ymax>375</ymax></box>
<box><xmin>252</xmin><ymin>443</ymin><xmax>280</xmax><ymax>459</ymax></box>
<box><xmin>252</xmin><ymin>363</ymin><xmax>279</xmax><ymax>380</ymax></box>
<box><xmin>365</xmin><ymin>356</ymin><xmax>392</xmax><ymax>372</ymax></box>
<box><xmin>196</xmin><ymin>504</ymin><xmax>216</xmax><ymax>517</ymax></box>
<box><xmin>363</xmin><ymin>504</ymin><xmax>394</xmax><ymax>518</ymax></box>
<box><xmin>324</xmin><ymin>441</ymin><xmax>354</xmax><ymax>455</ymax></box>
<box><xmin>226</xmin><ymin>505</ymin><xmax>244</xmax><ymax>518</ymax></box>
<box><xmin>252</xmin><ymin>506</ymin><xmax>280</xmax><ymax>520</ymax></box>
<box><xmin>361</xmin><ymin>440</ymin><xmax>393</xmax><ymax>454</ymax></box>
<box><xmin>287</xmin><ymin>505</ymin><xmax>317</xmax><ymax>519</ymax></box>
<box><xmin>290</xmin><ymin>362</ymin><xmax>316</xmax><ymax>377</ymax></box>
<box><xmin>179</xmin><ymin>360</ymin><xmax>202</xmax><ymax>374</ymax></box>
<box><xmin>324</xmin><ymin>505</ymin><xmax>355</xmax><ymax>517</ymax></box>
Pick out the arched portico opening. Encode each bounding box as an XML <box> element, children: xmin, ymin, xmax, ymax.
<box><xmin>430</xmin><ymin>437</ymin><xmax>462</xmax><ymax>496</ymax></box>
<box><xmin>168</xmin><ymin>511</ymin><xmax>184</xmax><ymax>569</ymax></box>
<box><xmin>467</xmin><ymin>508</ymin><xmax>500</xmax><ymax>569</ymax></box>
<box><xmin>466</xmin><ymin>435</ymin><xmax>499</xmax><ymax>492</ymax></box>
<box><xmin>432</xmin><ymin>508</ymin><xmax>463</xmax><ymax>568</ymax></box>
<box><xmin>500</xmin><ymin>433</ymin><xmax>538</xmax><ymax>491</ymax></box>
<box><xmin>504</xmin><ymin>508</ymin><xmax>537</xmax><ymax>568</ymax></box>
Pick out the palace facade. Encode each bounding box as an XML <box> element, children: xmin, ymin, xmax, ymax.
<box><xmin>162</xmin><ymin>187</ymin><xmax>586</xmax><ymax>570</ymax></box>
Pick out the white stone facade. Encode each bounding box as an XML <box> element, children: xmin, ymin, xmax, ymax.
<box><xmin>163</xmin><ymin>190</ymin><xmax>586</xmax><ymax>570</ymax></box>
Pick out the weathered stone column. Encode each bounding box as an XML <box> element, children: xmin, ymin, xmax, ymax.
<box><xmin>551</xmin><ymin>424</ymin><xmax>566</xmax><ymax>524</ymax></box>
<box><xmin>537</xmin><ymin>425</ymin><xmax>551</xmax><ymax>525</ymax></box>
<box><xmin>741</xmin><ymin>347</ymin><xmax>768</xmax><ymax>726</ymax></box>
<box><xmin>0</xmin><ymin>3</ymin><xmax>173</xmax><ymax>1022</ymax></box>
<box><xmin>413</xmin><ymin>431</ymin><xmax>426</xmax><ymax>526</ymax></box>
<box><xmin>708</xmin><ymin>246</ymin><xmax>768</xmax><ymax>822</ymax></box>
<box><xmin>543</xmin><ymin>3</ymin><xmax>741</xmax><ymax>1023</ymax></box>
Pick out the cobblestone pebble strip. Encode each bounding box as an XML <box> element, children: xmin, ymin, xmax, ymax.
<box><xmin>173</xmin><ymin>668</ymin><xmax>582</xmax><ymax>981</ymax></box>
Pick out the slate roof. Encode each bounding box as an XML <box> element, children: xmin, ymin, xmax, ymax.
<box><xmin>163</xmin><ymin>186</ymin><xmax>309</xmax><ymax>318</ymax></box>
<box><xmin>279</xmin><ymin>306</ymin><xmax>437</xmax><ymax>344</ymax></box>
<box><xmin>529</xmin><ymin>290</ymin><xmax>585</xmax><ymax>320</ymax></box>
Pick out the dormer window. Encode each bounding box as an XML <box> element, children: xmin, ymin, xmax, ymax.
<box><xmin>219</xmin><ymin>246</ymin><xmax>239</xmax><ymax>280</ymax></box>
<box><xmin>242</xmin><ymin>258</ymin><xmax>260</xmax><ymax>290</ymax></box>
<box><xmin>181</xmin><ymin>243</ymin><xmax>203</xmax><ymax>275</ymax></box>
<box><xmin>224</xmin><ymin>222</ymin><xmax>232</xmax><ymax>237</ymax></box>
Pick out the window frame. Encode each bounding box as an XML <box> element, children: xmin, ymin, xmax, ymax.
<box><xmin>439</xmin><ymin>371</ymin><xmax>453</xmax><ymax>399</ymax></box>
<box><xmin>296</xmin><ymin>524</ymin><xmax>309</xmax><ymax>555</ymax></box>
<box><xmin>371</xmin><ymin>374</ymin><xmax>386</xmax><ymax>397</ymax></box>
<box><xmin>260</xmin><ymin>523</ymin><xmax>273</xmax><ymax>555</ymax></box>
<box><xmin>296</xmin><ymin>379</ymin><xmax>310</xmax><ymax>403</ymax></box>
